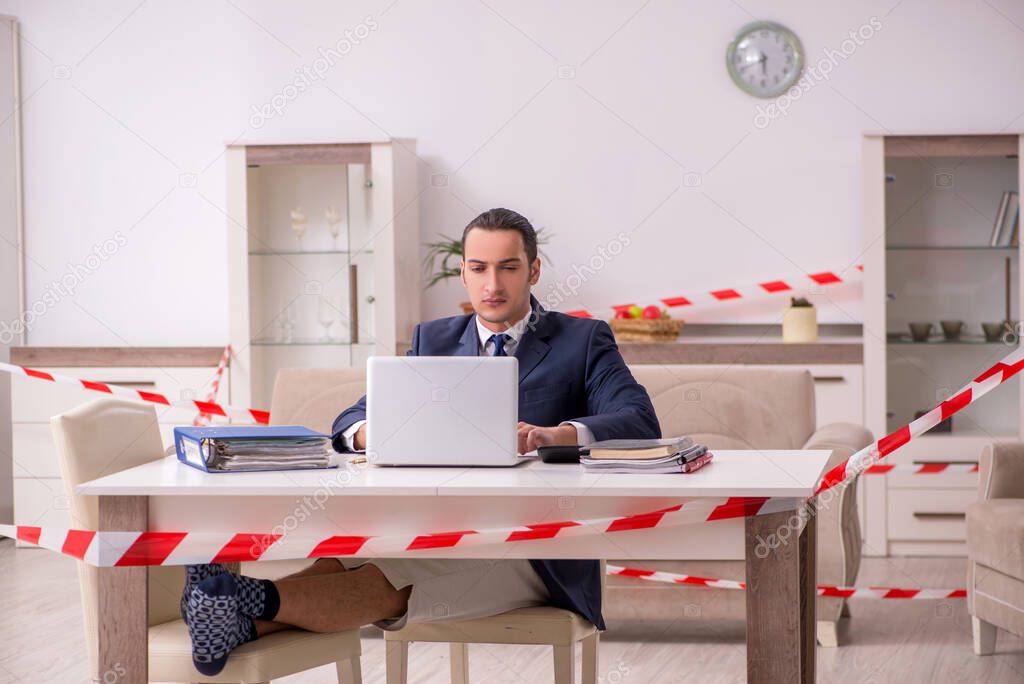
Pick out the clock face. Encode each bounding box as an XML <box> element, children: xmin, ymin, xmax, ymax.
<box><xmin>726</xmin><ymin>21</ymin><xmax>804</xmax><ymax>98</ymax></box>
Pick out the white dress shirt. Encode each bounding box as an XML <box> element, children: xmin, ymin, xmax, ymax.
<box><xmin>340</xmin><ymin>314</ymin><xmax>594</xmax><ymax>450</ymax></box>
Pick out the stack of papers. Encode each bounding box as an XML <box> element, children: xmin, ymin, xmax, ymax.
<box><xmin>173</xmin><ymin>425</ymin><xmax>338</xmax><ymax>473</ymax></box>
<box><xmin>581</xmin><ymin>439</ymin><xmax>712</xmax><ymax>474</ymax></box>
<box><xmin>209</xmin><ymin>437</ymin><xmax>335</xmax><ymax>471</ymax></box>
<box><xmin>586</xmin><ymin>436</ymin><xmax>694</xmax><ymax>460</ymax></box>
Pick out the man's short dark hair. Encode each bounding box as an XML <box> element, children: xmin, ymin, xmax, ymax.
<box><xmin>461</xmin><ymin>208</ymin><xmax>538</xmax><ymax>266</ymax></box>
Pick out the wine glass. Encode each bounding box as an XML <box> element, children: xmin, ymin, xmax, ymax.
<box><xmin>290</xmin><ymin>207</ymin><xmax>308</xmax><ymax>251</ymax></box>
<box><xmin>325</xmin><ymin>205</ymin><xmax>342</xmax><ymax>250</ymax></box>
<box><xmin>275</xmin><ymin>294</ymin><xmax>292</xmax><ymax>343</ymax></box>
<box><xmin>317</xmin><ymin>295</ymin><xmax>335</xmax><ymax>342</ymax></box>
<box><xmin>283</xmin><ymin>298</ymin><xmax>299</xmax><ymax>343</ymax></box>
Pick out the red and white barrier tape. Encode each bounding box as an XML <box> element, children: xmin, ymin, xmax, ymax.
<box><xmin>564</xmin><ymin>266</ymin><xmax>863</xmax><ymax>318</ymax></box>
<box><xmin>0</xmin><ymin>496</ymin><xmax>809</xmax><ymax>567</ymax></box>
<box><xmin>607</xmin><ymin>564</ymin><xmax>966</xmax><ymax>600</ymax></box>
<box><xmin>2</xmin><ymin>332</ymin><xmax>1020</xmax><ymax>567</ymax></box>
<box><xmin>864</xmin><ymin>463</ymin><xmax>978</xmax><ymax>475</ymax></box>
<box><xmin>815</xmin><ymin>343</ymin><xmax>1024</xmax><ymax>497</ymax></box>
<box><xmin>193</xmin><ymin>345</ymin><xmax>232</xmax><ymax>427</ymax></box>
<box><xmin>3</xmin><ymin>521</ymin><xmax>968</xmax><ymax>599</ymax></box>
<box><xmin>0</xmin><ymin>360</ymin><xmax>269</xmax><ymax>425</ymax></box>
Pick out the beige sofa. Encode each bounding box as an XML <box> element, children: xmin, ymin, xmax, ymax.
<box><xmin>610</xmin><ymin>367</ymin><xmax>872</xmax><ymax>647</ymax></box>
<box><xmin>968</xmin><ymin>442</ymin><xmax>1024</xmax><ymax>655</ymax></box>
<box><xmin>269</xmin><ymin>365</ymin><xmax>872</xmax><ymax>647</ymax></box>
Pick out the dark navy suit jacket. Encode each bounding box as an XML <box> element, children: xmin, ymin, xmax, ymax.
<box><xmin>331</xmin><ymin>296</ymin><xmax>661</xmax><ymax>630</ymax></box>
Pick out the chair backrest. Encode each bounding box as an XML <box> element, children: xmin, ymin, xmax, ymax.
<box><xmin>51</xmin><ymin>397</ymin><xmax>185</xmax><ymax>681</ymax></box>
<box><xmin>269</xmin><ymin>367</ymin><xmax>368</xmax><ymax>431</ymax></box>
<box><xmin>629</xmin><ymin>365</ymin><xmax>817</xmax><ymax>449</ymax></box>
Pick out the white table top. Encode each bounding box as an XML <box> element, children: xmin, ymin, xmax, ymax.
<box><xmin>77</xmin><ymin>450</ymin><xmax>831</xmax><ymax>499</ymax></box>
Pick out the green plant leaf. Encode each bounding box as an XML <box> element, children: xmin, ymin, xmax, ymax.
<box><xmin>422</xmin><ymin>227</ymin><xmax>556</xmax><ymax>287</ymax></box>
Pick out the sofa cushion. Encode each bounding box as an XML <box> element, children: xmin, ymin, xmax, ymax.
<box><xmin>968</xmin><ymin>499</ymin><xmax>1024</xmax><ymax>577</ymax></box>
<box><xmin>629</xmin><ymin>366</ymin><xmax>816</xmax><ymax>449</ymax></box>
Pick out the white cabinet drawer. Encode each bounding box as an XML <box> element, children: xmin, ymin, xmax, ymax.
<box><xmin>13</xmin><ymin>477</ymin><xmax>71</xmax><ymax>528</ymax></box>
<box><xmin>887</xmin><ymin>466</ymin><xmax>978</xmax><ymax>490</ymax></box>
<box><xmin>808</xmin><ymin>365</ymin><xmax>863</xmax><ymax>428</ymax></box>
<box><xmin>887</xmin><ymin>488</ymin><xmax>978</xmax><ymax>541</ymax></box>
<box><xmin>13</xmin><ymin>424</ymin><xmax>60</xmax><ymax>478</ymax></box>
<box><xmin>887</xmin><ymin>434</ymin><xmax>989</xmax><ymax>464</ymax></box>
<box><xmin>12</xmin><ymin>366</ymin><xmax>230</xmax><ymax>424</ymax></box>
<box><xmin>882</xmin><ymin>435</ymin><xmax>985</xmax><ymax>488</ymax></box>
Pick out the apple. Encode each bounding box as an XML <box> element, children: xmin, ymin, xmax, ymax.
<box><xmin>614</xmin><ymin>309</ymin><xmax>632</xmax><ymax>319</ymax></box>
<box><xmin>642</xmin><ymin>305</ymin><xmax>661</xmax><ymax>320</ymax></box>
<box><xmin>627</xmin><ymin>305</ymin><xmax>644</xmax><ymax>319</ymax></box>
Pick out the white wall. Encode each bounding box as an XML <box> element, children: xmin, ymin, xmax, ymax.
<box><xmin>4</xmin><ymin>0</ymin><xmax>1024</xmax><ymax>345</ymax></box>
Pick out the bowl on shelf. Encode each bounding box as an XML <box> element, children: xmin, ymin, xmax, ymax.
<box><xmin>982</xmin><ymin>321</ymin><xmax>1016</xmax><ymax>343</ymax></box>
<box><xmin>940</xmin><ymin>320</ymin><xmax>964</xmax><ymax>341</ymax></box>
<box><xmin>908</xmin><ymin>322</ymin><xmax>934</xmax><ymax>342</ymax></box>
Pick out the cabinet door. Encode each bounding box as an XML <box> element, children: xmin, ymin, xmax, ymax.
<box><xmin>13</xmin><ymin>478</ymin><xmax>70</xmax><ymax>528</ymax></box>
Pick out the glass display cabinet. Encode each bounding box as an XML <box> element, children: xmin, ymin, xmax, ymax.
<box><xmin>863</xmin><ymin>133</ymin><xmax>1023</xmax><ymax>556</ymax></box>
<box><xmin>225</xmin><ymin>139</ymin><xmax>420</xmax><ymax>410</ymax></box>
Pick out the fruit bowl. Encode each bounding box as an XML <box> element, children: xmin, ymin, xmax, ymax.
<box><xmin>609</xmin><ymin>305</ymin><xmax>684</xmax><ymax>341</ymax></box>
<box><xmin>609</xmin><ymin>317</ymin><xmax>685</xmax><ymax>341</ymax></box>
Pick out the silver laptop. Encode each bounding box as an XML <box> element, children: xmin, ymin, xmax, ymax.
<box><xmin>366</xmin><ymin>356</ymin><xmax>521</xmax><ymax>466</ymax></box>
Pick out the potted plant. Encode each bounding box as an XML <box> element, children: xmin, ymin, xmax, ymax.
<box><xmin>423</xmin><ymin>229</ymin><xmax>552</xmax><ymax>313</ymax></box>
<box><xmin>782</xmin><ymin>296</ymin><xmax>818</xmax><ymax>342</ymax></box>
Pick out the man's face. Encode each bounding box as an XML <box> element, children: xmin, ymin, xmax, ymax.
<box><xmin>460</xmin><ymin>228</ymin><xmax>540</xmax><ymax>330</ymax></box>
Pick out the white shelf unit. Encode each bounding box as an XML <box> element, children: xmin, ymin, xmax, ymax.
<box><xmin>225</xmin><ymin>140</ymin><xmax>420</xmax><ymax>412</ymax></box>
<box><xmin>862</xmin><ymin>133</ymin><xmax>1024</xmax><ymax>557</ymax></box>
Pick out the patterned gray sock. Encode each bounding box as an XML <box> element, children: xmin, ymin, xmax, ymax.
<box><xmin>234</xmin><ymin>574</ymin><xmax>281</xmax><ymax>621</ymax></box>
<box><xmin>180</xmin><ymin>564</ymin><xmax>275</xmax><ymax>621</ymax></box>
<box><xmin>184</xmin><ymin>574</ymin><xmax>257</xmax><ymax>677</ymax></box>
<box><xmin>180</xmin><ymin>563</ymin><xmax>227</xmax><ymax>620</ymax></box>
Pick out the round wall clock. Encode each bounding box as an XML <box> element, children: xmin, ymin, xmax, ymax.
<box><xmin>726</xmin><ymin>21</ymin><xmax>804</xmax><ymax>98</ymax></box>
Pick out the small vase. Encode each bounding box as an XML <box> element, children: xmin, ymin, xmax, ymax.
<box><xmin>783</xmin><ymin>306</ymin><xmax>817</xmax><ymax>343</ymax></box>
<box><xmin>460</xmin><ymin>301</ymin><xmax>475</xmax><ymax>315</ymax></box>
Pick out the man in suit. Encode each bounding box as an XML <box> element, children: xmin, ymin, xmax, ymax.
<box><xmin>180</xmin><ymin>208</ymin><xmax>660</xmax><ymax>676</ymax></box>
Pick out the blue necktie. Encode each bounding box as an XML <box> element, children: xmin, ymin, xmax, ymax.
<box><xmin>489</xmin><ymin>333</ymin><xmax>509</xmax><ymax>357</ymax></box>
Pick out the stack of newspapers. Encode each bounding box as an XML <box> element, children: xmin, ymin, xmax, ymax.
<box><xmin>580</xmin><ymin>437</ymin><xmax>712</xmax><ymax>474</ymax></box>
<box><xmin>173</xmin><ymin>425</ymin><xmax>338</xmax><ymax>473</ymax></box>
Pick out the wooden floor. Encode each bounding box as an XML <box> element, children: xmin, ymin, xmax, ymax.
<box><xmin>2</xmin><ymin>539</ymin><xmax>1023</xmax><ymax>683</ymax></box>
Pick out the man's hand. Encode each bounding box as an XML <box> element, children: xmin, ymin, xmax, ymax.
<box><xmin>517</xmin><ymin>421</ymin><xmax>577</xmax><ymax>454</ymax></box>
<box><xmin>353</xmin><ymin>423</ymin><xmax>367</xmax><ymax>451</ymax></box>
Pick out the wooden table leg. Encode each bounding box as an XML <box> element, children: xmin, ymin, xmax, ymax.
<box><xmin>98</xmin><ymin>495</ymin><xmax>148</xmax><ymax>684</ymax></box>
<box><xmin>744</xmin><ymin>501</ymin><xmax>816</xmax><ymax>683</ymax></box>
